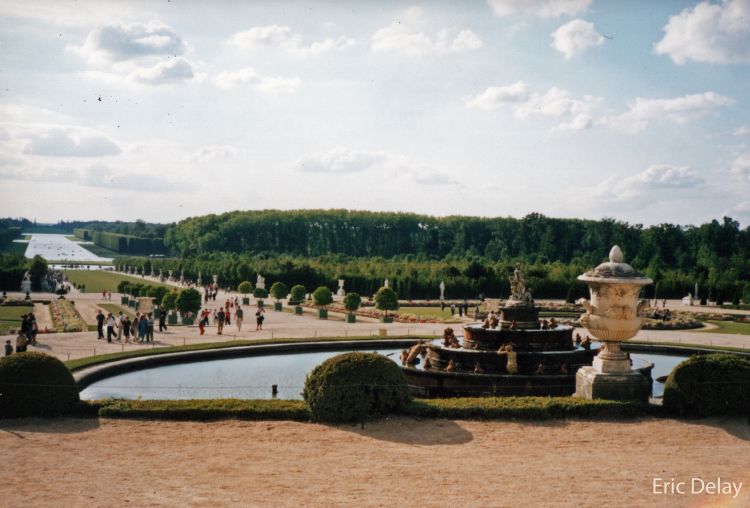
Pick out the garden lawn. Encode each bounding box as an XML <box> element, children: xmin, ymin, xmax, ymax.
<box><xmin>695</xmin><ymin>319</ymin><xmax>750</xmax><ymax>336</ymax></box>
<box><xmin>0</xmin><ymin>306</ymin><xmax>29</xmax><ymax>334</ymax></box>
<box><xmin>99</xmin><ymin>303</ymin><xmax>134</xmax><ymax>318</ymax></box>
<box><xmin>63</xmin><ymin>270</ymin><xmax>172</xmax><ymax>293</ymax></box>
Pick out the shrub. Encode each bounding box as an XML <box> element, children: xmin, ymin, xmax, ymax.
<box><xmin>663</xmin><ymin>353</ymin><xmax>750</xmax><ymax>417</ymax></box>
<box><xmin>28</xmin><ymin>255</ymin><xmax>48</xmax><ymax>291</ymax></box>
<box><xmin>270</xmin><ymin>281</ymin><xmax>289</xmax><ymax>302</ymax></box>
<box><xmin>343</xmin><ymin>292</ymin><xmax>362</xmax><ymax>312</ymax></box>
<box><xmin>0</xmin><ymin>352</ymin><xmax>80</xmax><ymax>417</ymax></box>
<box><xmin>374</xmin><ymin>287</ymin><xmax>399</xmax><ymax>317</ymax></box>
<box><xmin>303</xmin><ymin>352</ymin><xmax>411</xmax><ymax>423</ymax></box>
<box><xmin>312</xmin><ymin>286</ymin><xmax>333</xmax><ymax>307</ymax></box>
<box><xmin>238</xmin><ymin>281</ymin><xmax>252</xmax><ymax>295</ymax></box>
<box><xmin>117</xmin><ymin>281</ymin><xmax>131</xmax><ymax>294</ymax></box>
<box><xmin>161</xmin><ymin>291</ymin><xmax>177</xmax><ymax>312</ymax></box>
<box><xmin>289</xmin><ymin>284</ymin><xmax>306</xmax><ymax>304</ymax></box>
<box><xmin>176</xmin><ymin>288</ymin><xmax>201</xmax><ymax>315</ymax></box>
<box><xmin>253</xmin><ymin>287</ymin><xmax>268</xmax><ymax>299</ymax></box>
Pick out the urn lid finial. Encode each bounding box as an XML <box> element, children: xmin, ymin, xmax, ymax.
<box><xmin>578</xmin><ymin>245</ymin><xmax>652</xmax><ymax>284</ymax></box>
<box><xmin>609</xmin><ymin>245</ymin><xmax>623</xmax><ymax>263</ymax></box>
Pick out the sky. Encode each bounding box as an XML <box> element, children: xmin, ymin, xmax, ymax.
<box><xmin>0</xmin><ymin>0</ymin><xmax>749</xmax><ymax>226</ymax></box>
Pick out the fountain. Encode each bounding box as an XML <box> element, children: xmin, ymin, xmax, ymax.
<box><xmin>401</xmin><ymin>267</ymin><xmax>652</xmax><ymax>397</ymax></box>
<box><xmin>574</xmin><ymin>246</ymin><xmax>653</xmax><ymax>403</ymax></box>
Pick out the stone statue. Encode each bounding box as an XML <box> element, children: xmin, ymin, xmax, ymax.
<box><xmin>384</xmin><ymin>278</ymin><xmax>390</xmax><ymax>288</ymax></box>
<box><xmin>197</xmin><ymin>271</ymin><xmax>203</xmax><ymax>286</ymax></box>
<box><xmin>337</xmin><ymin>279</ymin><xmax>345</xmax><ymax>297</ymax></box>
<box><xmin>439</xmin><ymin>280</ymin><xmax>446</xmax><ymax>300</ymax></box>
<box><xmin>21</xmin><ymin>271</ymin><xmax>31</xmax><ymax>293</ymax></box>
<box><xmin>256</xmin><ymin>273</ymin><xmax>266</xmax><ymax>290</ymax></box>
<box><xmin>509</xmin><ymin>266</ymin><xmax>527</xmax><ymax>301</ymax></box>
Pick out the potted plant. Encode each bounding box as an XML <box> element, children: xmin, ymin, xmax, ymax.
<box><xmin>270</xmin><ymin>281</ymin><xmax>289</xmax><ymax>311</ymax></box>
<box><xmin>238</xmin><ymin>281</ymin><xmax>252</xmax><ymax>305</ymax></box>
<box><xmin>343</xmin><ymin>292</ymin><xmax>361</xmax><ymax>323</ymax></box>
<box><xmin>162</xmin><ymin>291</ymin><xmax>178</xmax><ymax>325</ymax></box>
<box><xmin>253</xmin><ymin>287</ymin><xmax>268</xmax><ymax>308</ymax></box>
<box><xmin>312</xmin><ymin>286</ymin><xmax>333</xmax><ymax>319</ymax></box>
<box><xmin>290</xmin><ymin>284</ymin><xmax>306</xmax><ymax>315</ymax></box>
<box><xmin>374</xmin><ymin>287</ymin><xmax>399</xmax><ymax>323</ymax></box>
<box><xmin>117</xmin><ymin>281</ymin><xmax>130</xmax><ymax>305</ymax></box>
<box><xmin>176</xmin><ymin>288</ymin><xmax>201</xmax><ymax>325</ymax></box>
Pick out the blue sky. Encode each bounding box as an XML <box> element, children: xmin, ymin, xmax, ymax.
<box><xmin>1</xmin><ymin>0</ymin><xmax>749</xmax><ymax>226</ymax></box>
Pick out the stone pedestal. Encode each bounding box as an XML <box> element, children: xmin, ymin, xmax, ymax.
<box><xmin>575</xmin><ymin>366</ymin><xmax>651</xmax><ymax>404</ymax></box>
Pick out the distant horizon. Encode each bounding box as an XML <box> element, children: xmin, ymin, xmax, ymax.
<box><xmin>6</xmin><ymin>207</ymin><xmax>748</xmax><ymax>230</ymax></box>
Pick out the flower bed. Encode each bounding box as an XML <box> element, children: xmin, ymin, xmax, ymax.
<box><xmin>48</xmin><ymin>299</ymin><xmax>87</xmax><ymax>332</ymax></box>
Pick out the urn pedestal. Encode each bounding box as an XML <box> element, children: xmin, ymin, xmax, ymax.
<box><xmin>575</xmin><ymin>246</ymin><xmax>653</xmax><ymax>403</ymax></box>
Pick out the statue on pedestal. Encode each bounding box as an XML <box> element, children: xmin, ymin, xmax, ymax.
<box><xmin>337</xmin><ymin>279</ymin><xmax>345</xmax><ymax>297</ymax></box>
<box><xmin>439</xmin><ymin>280</ymin><xmax>446</xmax><ymax>300</ymax></box>
<box><xmin>256</xmin><ymin>274</ymin><xmax>266</xmax><ymax>290</ymax></box>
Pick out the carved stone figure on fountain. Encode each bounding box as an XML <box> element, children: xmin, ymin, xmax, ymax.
<box><xmin>508</xmin><ymin>265</ymin><xmax>529</xmax><ymax>304</ymax></box>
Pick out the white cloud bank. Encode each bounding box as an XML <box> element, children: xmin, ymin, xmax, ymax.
<box><xmin>731</xmin><ymin>153</ymin><xmax>750</xmax><ymax>180</ymax></box>
<box><xmin>23</xmin><ymin>128</ymin><xmax>121</xmax><ymax>157</ymax></box>
<box><xmin>228</xmin><ymin>25</ymin><xmax>355</xmax><ymax>56</ymax></box>
<box><xmin>551</xmin><ymin>19</ymin><xmax>604</xmax><ymax>58</ymax></box>
<box><xmin>601</xmin><ymin>91</ymin><xmax>734</xmax><ymax>133</ymax></box>
<box><xmin>593</xmin><ymin>165</ymin><xmax>705</xmax><ymax>204</ymax></box>
<box><xmin>295</xmin><ymin>147</ymin><xmax>457</xmax><ymax>186</ymax></box>
<box><xmin>212</xmin><ymin>68</ymin><xmax>300</xmax><ymax>94</ymax></box>
<box><xmin>371</xmin><ymin>7</ymin><xmax>482</xmax><ymax>56</ymax></box>
<box><xmin>488</xmin><ymin>0</ymin><xmax>591</xmax><ymax>18</ymax></box>
<box><xmin>465</xmin><ymin>81</ymin><xmax>600</xmax><ymax>131</ymax></box>
<box><xmin>654</xmin><ymin>0</ymin><xmax>750</xmax><ymax>64</ymax></box>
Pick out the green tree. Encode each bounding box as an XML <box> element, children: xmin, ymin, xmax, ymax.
<box><xmin>176</xmin><ymin>288</ymin><xmax>202</xmax><ymax>315</ymax></box>
<box><xmin>312</xmin><ymin>286</ymin><xmax>333</xmax><ymax>307</ymax></box>
<box><xmin>343</xmin><ymin>292</ymin><xmax>361</xmax><ymax>312</ymax></box>
<box><xmin>117</xmin><ymin>281</ymin><xmax>131</xmax><ymax>294</ymax></box>
<box><xmin>374</xmin><ymin>287</ymin><xmax>399</xmax><ymax>317</ymax></box>
<box><xmin>290</xmin><ymin>284</ymin><xmax>306</xmax><ymax>304</ymax></box>
<box><xmin>28</xmin><ymin>255</ymin><xmax>48</xmax><ymax>291</ymax></box>
<box><xmin>161</xmin><ymin>291</ymin><xmax>177</xmax><ymax>312</ymax></box>
<box><xmin>237</xmin><ymin>281</ymin><xmax>252</xmax><ymax>295</ymax></box>
<box><xmin>270</xmin><ymin>281</ymin><xmax>289</xmax><ymax>302</ymax></box>
<box><xmin>253</xmin><ymin>287</ymin><xmax>269</xmax><ymax>299</ymax></box>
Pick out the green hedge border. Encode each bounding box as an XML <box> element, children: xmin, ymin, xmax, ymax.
<box><xmin>81</xmin><ymin>396</ymin><xmax>652</xmax><ymax>421</ymax></box>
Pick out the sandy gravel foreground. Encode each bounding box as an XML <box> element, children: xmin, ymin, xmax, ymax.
<box><xmin>1</xmin><ymin>417</ymin><xmax>748</xmax><ymax>508</ymax></box>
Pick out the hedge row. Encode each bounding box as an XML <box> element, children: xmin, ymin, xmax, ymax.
<box><xmin>82</xmin><ymin>396</ymin><xmax>650</xmax><ymax>421</ymax></box>
<box><xmin>91</xmin><ymin>230</ymin><xmax>165</xmax><ymax>255</ymax></box>
<box><xmin>73</xmin><ymin>228</ymin><xmax>91</xmax><ymax>241</ymax></box>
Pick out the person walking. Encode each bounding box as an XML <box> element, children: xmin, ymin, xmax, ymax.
<box><xmin>159</xmin><ymin>310</ymin><xmax>167</xmax><ymax>332</ymax></box>
<box><xmin>96</xmin><ymin>310</ymin><xmax>104</xmax><ymax>339</ymax></box>
<box><xmin>255</xmin><ymin>307</ymin><xmax>265</xmax><ymax>331</ymax></box>
<box><xmin>138</xmin><ymin>315</ymin><xmax>148</xmax><ymax>342</ymax></box>
<box><xmin>235</xmin><ymin>306</ymin><xmax>243</xmax><ymax>331</ymax></box>
<box><xmin>106</xmin><ymin>313</ymin><xmax>116</xmax><ymax>343</ymax></box>
<box><xmin>225</xmin><ymin>307</ymin><xmax>231</xmax><ymax>326</ymax></box>
<box><xmin>123</xmin><ymin>316</ymin><xmax>132</xmax><ymax>343</ymax></box>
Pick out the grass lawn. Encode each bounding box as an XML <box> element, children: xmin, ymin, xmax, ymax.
<box><xmin>63</xmin><ymin>270</ymin><xmax>173</xmax><ymax>293</ymax></box>
<box><xmin>694</xmin><ymin>320</ymin><xmax>750</xmax><ymax>336</ymax></box>
<box><xmin>396</xmin><ymin>306</ymin><xmax>464</xmax><ymax>322</ymax></box>
<box><xmin>0</xmin><ymin>306</ymin><xmax>32</xmax><ymax>334</ymax></box>
<box><xmin>77</xmin><ymin>242</ymin><xmax>121</xmax><ymax>258</ymax></box>
<box><xmin>99</xmin><ymin>303</ymin><xmax>134</xmax><ymax>318</ymax></box>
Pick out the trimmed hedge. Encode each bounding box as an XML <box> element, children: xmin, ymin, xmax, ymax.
<box><xmin>0</xmin><ymin>352</ymin><xmax>80</xmax><ymax>418</ymax></box>
<box><xmin>303</xmin><ymin>352</ymin><xmax>411</xmax><ymax>422</ymax></box>
<box><xmin>663</xmin><ymin>353</ymin><xmax>750</xmax><ymax>416</ymax></box>
<box><xmin>98</xmin><ymin>399</ymin><xmax>309</xmax><ymax>421</ymax></box>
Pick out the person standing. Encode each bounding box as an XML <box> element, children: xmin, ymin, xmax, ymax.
<box><xmin>138</xmin><ymin>315</ymin><xmax>148</xmax><ymax>342</ymax></box>
<box><xmin>217</xmin><ymin>309</ymin><xmax>225</xmax><ymax>335</ymax></box>
<box><xmin>450</xmin><ymin>304</ymin><xmax>455</xmax><ymax>316</ymax></box>
<box><xmin>235</xmin><ymin>306</ymin><xmax>243</xmax><ymax>331</ymax></box>
<box><xmin>123</xmin><ymin>316</ymin><xmax>132</xmax><ymax>343</ymax></box>
<box><xmin>255</xmin><ymin>308</ymin><xmax>265</xmax><ymax>331</ymax></box>
<box><xmin>15</xmin><ymin>332</ymin><xmax>28</xmax><ymax>353</ymax></box>
<box><xmin>4</xmin><ymin>339</ymin><xmax>12</xmax><ymax>356</ymax></box>
<box><xmin>106</xmin><ymin>313</ymin><xmax>116</xmax><ymax>343</ymax></box>
<box><xmin>117</xmin><ymin>311</ymin><xmax>124</xmax><ymax>341</ymax></box>
<box><xmin>225</xmin><ymin>307</ymin><xmax>231</xmax><ymax>326</ymax></box>
<box><xmin>147</xmin><ymin>313</ymin><xmax>154</xmax><ymax>342</ymax></box>
<box><xmin>96</xmin><ymin>310</ymin><xmax>105</xmax><ymax>339</ymax></box>
<box><xmin>159</xmin><ymin>310</ymin><xmax>167</xmax><ymax>332</ymax></box>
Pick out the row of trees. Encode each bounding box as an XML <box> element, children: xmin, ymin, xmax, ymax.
<box><xmin>0</xmin><ymin>254</ymin><xmax>47</xmax><ymax>291</ymax></box>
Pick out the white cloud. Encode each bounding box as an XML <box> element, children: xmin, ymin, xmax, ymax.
<box><xmin>69</xmin><ymin>21</ymin><xmax>187</xmax><ymax>64</ymax></box>
<box><xmin>601</xmin><ymin>91</ymin><xmax>734</xmax><ymax>134</ymax></box>
<box><xmin>654</xmin><ymin>0</ymin><xmax>750</xmax><ymax>64</ymax></box>
<box><xmin>551</xmin><ymin>19</ymin><xmax>604</xmax><ymax>58</ymax></box>
<box><xmin>23</xmin><ymin>128</ymin><xmax>121</xmax><ymax>157</ymax></box>
<box><xmin>733</xmin><ymin>125</ymin><xmax>750</xmax><ymax>136</ymax></box>
<box><xmin>731</xmin><ymin>153</ymin><xmax>750</xmax><ymax>180</ymax></box>
<box><xmin>212</xmin><ymin>68</ymin><xmax>300</xmax><ymax>94</ymax></box>
<box><xmin>371</xmin><ymin>7</ymin><xmax>482</xmax><ymax>56</ymax></box>
<box><xmin>228</xmin><ymin>25</ymin><xmax>355</xmax><ymax>56</ymax></box>
<box><xmin>593</xmin><ymin>165</ymin><xmax>705</xmax><ymax>203</ymax></box>
<box><xmin>128</xmin><ymin>57</ymin><xmax>195</xmax><ymax>85</ymax></box>
<box><xmin>295</xmin><ymin>147</ymin><xmax>457</xmax><ymax>185</ymax></box>
<box><xmin>189</xmin><ymin>145</ymin><xmax>239</xmax><ymax>162</ymax></box>
<box><xmin>466</xmin><ymin>82</ymin><xmax>600</xmax><ymax>131</ymax></box>
<box><xmin>463</xmin><ymin>81</ymin><xmax>529</xmax><ymax>110</ymax></box>
<box><xmin>488</xmin><ymin>0</ymin><xmax>592</xmax><ymax>18</ymax></box>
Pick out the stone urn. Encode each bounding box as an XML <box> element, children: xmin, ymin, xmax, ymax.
<box><xmin>575</xmin><ymin>246</ymin><xmax>653</xmax><ymax>402</ymax></box>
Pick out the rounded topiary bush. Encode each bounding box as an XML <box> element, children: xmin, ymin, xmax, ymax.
<box><xmin>0</xmin><ymin>352</ymin><xmax>80</xmax><ymax>418</ymax></box>
<box><xmin>663</xmin><ymin>353</ymin><xmax>750</xmax><ymax>417</ymax></box>
<box><xmin>303</xmin><ymin>352</ymin><xmax>411</xmax><ymax>423</ymax></box>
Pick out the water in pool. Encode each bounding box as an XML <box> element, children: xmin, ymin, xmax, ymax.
<box><xmin>80</xmin><ymin>348</ymin><xmax>687</xmax><ymax>400</ymax></box>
